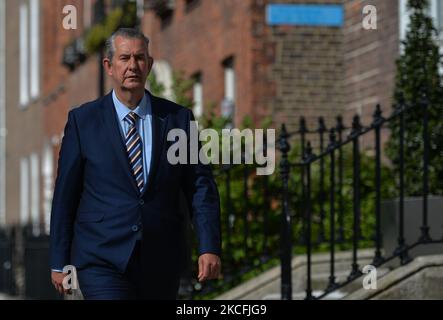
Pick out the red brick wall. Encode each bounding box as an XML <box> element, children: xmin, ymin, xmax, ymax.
<box><xmin>343</xmin><ymin>0</ymin><xmax>399</xmax><ymax>149</ymax></box>
<box><xmin>42</xmin><ymin>0</ymin><xmax>100</xmax><ymax>140</ymax></box>
<box><xmin>262</xmin><ymin>0</ymin><xmax>344</xmax><ymax>135</ymax></box>
<box><xmin>39</xmin><ymin>0</ymin><xmax>102</xmax><ymax>229</ymax></box>
<box><xmin>143</xmin><ymin>0</ymin><xmax>344</xmax><ymax>134</ymax></box>
<box><xmin>5</xmin><ymin>0</ymin><xmax>45</xmax><ymax>225</ymax></box>
<box><xmin>143</xmin><ymin>0</ymin><xmax>255</xmax><ymax>126</ymax></box>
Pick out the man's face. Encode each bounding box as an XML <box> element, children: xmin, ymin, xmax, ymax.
<box><xmin>104</xmin><ymin>36</ymin><xmax>153</xmax><ymax>92</ymax></box>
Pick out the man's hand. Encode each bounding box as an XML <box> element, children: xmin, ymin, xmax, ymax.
<box><xmin>51</xmin><ymin>271</ymin><xmax>71</xmax><ymax>295</ymax></box>
<box><xmin>198</xmin><ymin>253</ymin><xmax>221</xmax><ymax>282</ymax></box>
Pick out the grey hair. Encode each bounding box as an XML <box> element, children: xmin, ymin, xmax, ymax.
<box><xmin>104</xmin><ymin>28</ymin><xmax>150</xmax><ymax>63</ymax></box>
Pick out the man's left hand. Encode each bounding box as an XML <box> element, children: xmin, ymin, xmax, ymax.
<box><xmin>198</xmin><ymin>253</ymin><xmax>221</xmax><ymax>282</ymax></box>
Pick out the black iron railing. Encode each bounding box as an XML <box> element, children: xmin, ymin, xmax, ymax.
<box><xmin>1</xmin><ymin>96</ymin><xmax>438</xmax><ymax>300</ymax></box>
<box><xmin>278</xmin><ymin>95</ymin><xmax>443</xmax><ymax>300</ymax></box>
<box><xmin>0</xmin><ymin>227</ymin><xmax>15</xmax><ymax>296</ymax></box>
<box><xmin>0</xmin><ymin>224</ymin><xmax>62</xmax><ymax>299</ymax></box>
<box><xmin>183</xmin><ymin>136</ymin><xmax>283</xmax><ymax>299</ymax></box>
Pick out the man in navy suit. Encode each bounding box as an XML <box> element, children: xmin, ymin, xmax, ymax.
<box><xmin>49</xmin><ymin>28</ymin><xmax>222</xmax><ymax>299</ymax></box>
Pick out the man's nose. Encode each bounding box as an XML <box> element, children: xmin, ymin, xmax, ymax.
<box><xmin>128</xmin><ymin>55</ymin><xmax>138</xmax><ymax>70</ymax></box>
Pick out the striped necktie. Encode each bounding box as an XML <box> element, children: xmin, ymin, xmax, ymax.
<box><xmin>125</xmin><ymin>112</ymin><xmax>144</xmax><ymax>192</ymax></box>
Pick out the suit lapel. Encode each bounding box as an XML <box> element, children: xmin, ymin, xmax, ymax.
<box><xmin>101</xmin><ymin>92</ymin><xmax>140</xmax><ymax>195</ymax></box>
<box><xmin>141</xmin><ymin>92</ymin><xmax>167</xmax><ymax>197</ymax></box>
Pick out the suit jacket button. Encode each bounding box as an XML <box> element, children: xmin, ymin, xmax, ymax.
<box><xmin>132</xmin><ymin>225</ymin><xmax>139</xmax><ymax>232</ymax></box>
<box><xmin>139</xmin><ymin>199</ymin><xmax>145</xmax><ymax>205</ymax></box>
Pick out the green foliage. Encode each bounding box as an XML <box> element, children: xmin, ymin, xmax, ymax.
<box><xmin>198</xmin><ymin>101</ymin><xmax>230</xmax><ymax>129</ymax></box>
<box><xmin>386</xmin><ymin>0</ymin><xmax>443</xmax><ymax>196</ymax></box>
<box><xmin>195</xmin><ymin>139</ymin><xmax>396</xmax><ymax>299</ymax></box>
<box><xmin>147</xmin><ymin>73</ymin><xmax>166</xmax><ymax>97</ymax></box>
<box><xmin>119</xmin><ymin>1</ymin><xmax>137</xmax><ymax>28</ymax></box>
<box><xmin>85</xmin><ymin>1</ymin><xmax>137</xmax><ymax>54</ymax></box>
<box><xmin>294</xmin><ymin>144</ymin><xmax>396</xmax><ymax>248</ymax></box>
<box><xmin>147</xmin><ymin>71</ymin><xmax>195</xmax><ymax>109</ymax></box>
<box><xmin>172</xmin><ymin>71</ymin><xmax>195</xmax><ymax>108</ymax></box>
<box><xmin>147</xmin><ymin>68</ymin><xmax>397</xmax><ymax>299</ymax></box>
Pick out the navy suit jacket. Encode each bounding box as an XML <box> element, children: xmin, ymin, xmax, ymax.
<box><xmin>49</xmin><ymin>90</ymin><xmax>221</xmax><ymax>276</ymax></box>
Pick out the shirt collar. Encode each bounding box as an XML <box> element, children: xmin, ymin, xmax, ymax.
<box><xmin>112</xmin><ymin>90</ymin><xmax>150</xmax><ymax>122</ymax></box>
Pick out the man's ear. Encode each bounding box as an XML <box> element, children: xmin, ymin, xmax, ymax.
<box><xmin>103</xmin><ymin>58</ymin><xmax>113</xmax><ymax>76</ymax></box>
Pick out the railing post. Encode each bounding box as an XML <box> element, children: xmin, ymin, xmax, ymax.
<box><xmin>317</xmin><ymin>117</ymin><xmax>327</xmax><ymax>244</ymax></box>
<box><xmin>394</xmin><ymin>95</ymin><xmax>412</xmax><ymax>265</ymax></box>
<box><xmin>279</xmin><ymin>124</ymin><xmax>292</xmax><ymax>300</ymax></box>
<box><xmin>372</xmin><ymin>104</ymin><xmax>385</xmax><ymax>266</ymax></box>
<box><xmin>348</xmin><ymin>115</ymin><xmax>363</xmax><ymax>280</ymax></box>
<box><xmin>326</xmin><ymin>129</ymin><xmax>338</xmax><ymax>291</ymax></box>
<box><xmin>242</xmin><ymin>162</ymin><xmax>250</xmax><ymax>270</ymax></box>
<box><xmin>304</xmin><ymin>142</ymin><xmax>314</xmax><ymax>300</ymax></box>
<box><xmin>420</xmin><ymin>94</ymin><xmax>432</xmax><ymax>243</ymax></box>
<box><xmin>261</xmin><ymin>133</ymin><xmax>270</xmax><ymax>261</ymax></box>
<box><xmin>335</xmin><ymin>116</ymin><xmax>345</xmax><ymax>243</ymax></box>
<box><xmin>224</xmin><ymin>167</ymin><xmax>233</xmax><ymax>278</ymax></box>
<box><xmin>298</xmin><ymin>117</ymin><xmax>307</xmax><ymax>246</ymax></box>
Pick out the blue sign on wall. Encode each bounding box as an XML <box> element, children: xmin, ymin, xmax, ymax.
<box><xmin>266</xmin><ymin>4</ymin><xmax>344</xmax><ymax>27</ymax></box>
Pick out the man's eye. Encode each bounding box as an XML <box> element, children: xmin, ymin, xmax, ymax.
<box><xmin>121</xmin><ymin>56</ymin><xmax>129</xmax><ymax>61</ymax></box>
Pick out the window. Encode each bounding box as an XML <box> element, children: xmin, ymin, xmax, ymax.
<box><xmin>19</xmin><ymin>2</ymin><xmax>29</xmax><ymax>107</ymax></box>
<box><xmin>111</xmin><ymin>0</ymin><xmax>126</xmax><ymax>8</ymax></box>
<box><xmin>192</xmin><ymin>73</ymin><xmax>203</xmax><ymax>118</ymax></box>
<box><xmin>399</xmin><ymin>0</ymin><xmax>443</xmax><ymax>73</ymax></box>
<box><xmin>223</xmin><ymin>57</ymin><xmax>235</xmax><ymax>103</ymax></box>
<box><xmin>159</xmin><ymin>9</ymin><xmax>173</xmax><ymax>29</ymax></box>
<box><xmin>93</xmin><ymin>0</ymin><xmax>105</xmax><ymax>24</ymax></box>
<box><xmin>222</xmin><ymin>57</ymin><xmax>236</xmax><ymax>123</ymax></box>
<box><xmin>399</xmin><ymin>0</ymin><xmax>436</xmax><ymax>42</ymax></box>
<box><xmin>42</xmin><ymin>143</ymin><xmax>54</xmax><ymax>235</ymax></box>
<box><xmin>19</xmin><ymin>0</ymin><xmax>40</xmax><ymax>108</ymax></box>
<box><xmin>30</xmin><ymin>0</ymin><xmax>39</xmax><ymax>99</ymax></box>
<box><xmin>136</xmin><ymin>0</ymin><xmax>145</xmax><ymax>20</ymax></box>
<box><xmin>185</xmin><ymin>0</ymin><xmax>200</xmax><ymax>12</ymax></box>
<box><xmin>20</xmin><ymin>157</ymin><xmax>30</xmax><ymax>226</ymax></box>
<box><xmin>151</xmin><ymin>60</ymin><xmax>174</xmax><ymax>100</ymax></box>
<box><xmin>435</xmin><ymin>0</ymin><xmax>443</xmax><ymax>36</ymax></box>
<box><xmin>83</xmin><ymin>0</ymin><xmax>92</xmax><ymax>28</ymax></box>
<box><xmin>30</xmin><ymin>153</ymin><xmax>40</xmax><ymax>236</ymax></box>
<box><xmin>147</xmin><ymin>0</ymin><xmax>175</xmax><ymax>28</ymax></box>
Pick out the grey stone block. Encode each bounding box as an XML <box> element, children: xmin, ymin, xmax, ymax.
<box><xmin>381</xmin><ymin>196</ymin><xmax>443</xmax><ymax>268</ymax></box>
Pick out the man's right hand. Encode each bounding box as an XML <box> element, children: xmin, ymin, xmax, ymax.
<box><xmin>51</xmin><ymin>271</ymin><xmax>71</xmax><ymax>295</ymax></box>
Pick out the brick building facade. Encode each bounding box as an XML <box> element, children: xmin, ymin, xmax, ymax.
<box><xmin>3</xmin><ymin>0</ymin><xmax>45</xmax><ymax>230</ymax></box>
<box><xmin>1</xmin><ymin>0</ymin><xmax>106</xmax><ymax>231</ymax></box>
<box><xmin>343</xmin><ymin>0</ymin><xmax>399</xmax><ymax>150</ymax></box>
<box><xmin>143</xmin><ymin>0</ymin><xmax>443</xmax><ymax>143</ymax></box>
<box><xmin>143</xmin><ymin>0</ymin><xmax>344</xmax><ymax>131</ymax></box>
<box><xmin>1</xmin><ymin>0</ymin><xmax>442</xmax><ymax>231</ymax></box>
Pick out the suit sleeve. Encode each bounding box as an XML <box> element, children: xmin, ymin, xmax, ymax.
<box><xmin>181</xmin><ymin>109</ymin><xmax>222</xmax><ymax>257</ymax></box>
<box><xmin>49</xmin><ymin>110</ymin><xmax>84</xmax><ymax>270</ymax></box>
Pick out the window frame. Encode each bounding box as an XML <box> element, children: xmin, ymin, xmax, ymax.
<box><xmin>192</xmin><ymin>72</ymin><xmax>203</xmax><ymax>118</ymax></box>
<box><xmin>399</xmin><ymin>0</ymin><xmax>443</xmax><ymax>73</ymax></box>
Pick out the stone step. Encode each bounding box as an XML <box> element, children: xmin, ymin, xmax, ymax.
<box><xmin>262</xmin><ymin>290</ymin><xmax>347</xmax><ymax>300</ymax></box>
